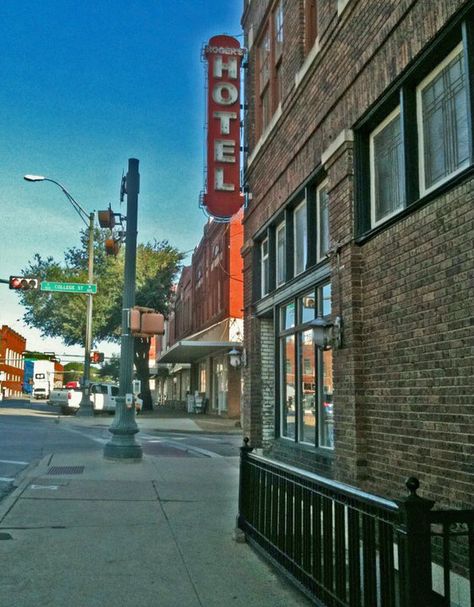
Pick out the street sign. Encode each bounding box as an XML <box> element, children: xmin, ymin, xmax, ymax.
<box><xmin>40</xmin><ymin>281</ymin><xmax>97</xmax><ymax>294</ymax></box>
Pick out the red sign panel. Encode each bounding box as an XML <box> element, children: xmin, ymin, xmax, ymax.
<box><xmin>202</xmin><ymin>35</ymin><xmax>244</xmax><ymax>221</ymax></box>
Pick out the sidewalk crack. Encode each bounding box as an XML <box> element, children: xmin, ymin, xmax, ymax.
<box><xmin>152</xmin><ymin>481</ymin><xmax>205</xmax><ymax>607</ymax></box>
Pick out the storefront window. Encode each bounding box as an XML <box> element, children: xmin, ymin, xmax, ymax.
<box><xmin>199</xmin><ymin>363</ymin><xmax>207</xmax><ymax>393</ymax></box>
<box><xmin>281</xmin><ymin>334</ymin><xmax>296</xmax><ymax>439</ymax></box>
<box><xmin>300</xmin><ymin>329</ymin><xmax>315</xmax><ymax>444</ymax></box>
<box><xmin>278</xmin><ymin>283</ymin><xmax>334</xmax><ymax>449</ymax></box>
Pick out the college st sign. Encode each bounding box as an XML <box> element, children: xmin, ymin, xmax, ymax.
<box><xmin>202</xmin><ymin>35</ymin><xmax>245</xmax><ymax>221</ymax></box>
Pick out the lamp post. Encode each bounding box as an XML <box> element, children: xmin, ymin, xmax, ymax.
<box><xmin>23</xmin><ymin>175</ymin><xmax>95</xmax><ymax>416</ymax></box>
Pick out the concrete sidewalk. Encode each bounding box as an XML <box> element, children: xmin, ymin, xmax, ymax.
<box><xmin>0</xmin><ymin>450</ymin><xmax>311</xmax><ymax>607</ymax></box>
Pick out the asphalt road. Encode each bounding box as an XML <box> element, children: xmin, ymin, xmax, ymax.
<box><xmin>0</xmin><ymin>399</ymin><xmax>242</xmax><ymax>502</ymax></box>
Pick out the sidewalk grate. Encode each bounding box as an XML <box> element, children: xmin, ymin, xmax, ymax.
<box><xmin>47</xmin><ymin>466</ymin><xmax>85</xmax><ymax>475</ymax></box>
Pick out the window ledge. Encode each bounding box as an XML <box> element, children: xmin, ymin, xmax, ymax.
<box><xmin>247</xmin><ymin>104</ymin><xmax>283</xmax><ymax>168</ymax></box>
<box><xmin>356</xmin><ymin>164</ymin><xmax>474</xmax><ymax>245</ymax></box>
<box><xmin>274</xmin><ymin>437</ymin><xmax>335</xmax><ymax>458</ymax></box>
<box><xmin>295</xmin><ymin>39</ymin><xmax>320</xmax><ymax>90</ymax></box>
<box><xmin>337</xmin><ymin>0</ymin><xmax>351</xmax><ymax>16</ymax></box>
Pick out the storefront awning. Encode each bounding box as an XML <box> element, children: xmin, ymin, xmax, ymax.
<box><xmin>157</xmin><ymin>340</ymin><xmax>241</xmax><ymax>364</ymax></box>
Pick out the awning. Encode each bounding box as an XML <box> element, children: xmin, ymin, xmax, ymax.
<box><xmin>157</xmin><ymin>340</ymin><xmax>241</xmax><ymax>364</ymax></box>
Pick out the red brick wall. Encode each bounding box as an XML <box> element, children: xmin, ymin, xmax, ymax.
<box><xmin>0</xmin><ymin>325</ymin><xmax>26</xmax><ymax>397</ymax></box>
<box><xmin>241</xmin><ymin>0</ymin><xmax>473</xmax><ymax>506</ymax></box>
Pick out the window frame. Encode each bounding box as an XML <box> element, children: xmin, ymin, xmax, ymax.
<box><xmin>278</xmin><ymin>282</ymin><xmax>334</xmax><ymax>450</ymax></box>
<box><xmin>316</xmin><ymin>180</ymin><xmax>330</xmax><ymax>261</ymax></box>
<box><xmin>417</xmin><ymin>42</ymin><xmax>469</xmax><ymax>197</ymax></box>
<box><xmin>293</xmin><ymin>199</ymin><xmax>307</xmax><ymax>277</ymax></box>
<box><xmin>275</xmin><ymin>220</ymin><xmax>286</xmax><ymax>287</ymax></box>
<box><xmin>356</xmin><ymin>17</ymin><xmax>474</xmax><ymax>240</ymax></box>
<box><xmin>304</xmin><ymin>0</ymin><xmax>317</xmax><ymax>55</ymax></box>
<box><xmin>369</xmin><ymin>106</ymin><xmax>406</xmax><ymax>228</ymax></box>
<box><xmin>261</xmin><ymin>236</ymin><xmax>270</xmax><ymax>297</ymax></box>
<box><xmin>255</xmin><ymin>0</ymin><xmax>284</xmax><ymax>138</ymax></box>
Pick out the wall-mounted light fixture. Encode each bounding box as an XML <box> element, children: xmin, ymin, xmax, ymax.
<box><xmin>310</xmin><ymin>316</ymin><xmax>343</xmax><ymax>350</ymax></box>
<box><xmin>228</xmin><ymin>347</ymin><xmax>247</xmax><ymax>368</ymax></box>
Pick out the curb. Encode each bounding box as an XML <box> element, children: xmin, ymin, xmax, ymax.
<box><xmin>0</xmin><ymin>454</ymin><xmax>51</xmax><ymax>524</ymax></box>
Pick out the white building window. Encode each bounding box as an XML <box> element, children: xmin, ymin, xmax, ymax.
<box><xmin>370</xmin><ymin>107</ymin><xmax>406</xmax><ymax>227</ymax></box>
<box><xmin>294</xmin><ymin>200</ymin><xmax>307</xmax><ymax>276</ymax></box>
<box><xmin>417</xmin><ymin>43</ymin><xmax>469</xmax><ymax>195</ymax></box>
<box><xmin>276</xmin><ymin>221</ymin><xmax>286</xmax><ymax>286</ymax></box>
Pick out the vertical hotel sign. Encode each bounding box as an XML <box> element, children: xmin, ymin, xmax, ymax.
<box><xmin>202</xmin><ymin>35</ymin><xmax>244</xmax><ymax>221</ymax></box>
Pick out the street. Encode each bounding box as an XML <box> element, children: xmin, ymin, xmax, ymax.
<box><xmin>0</xmin><ymin>399</ymin><xmax>243</xmax><ymax>503</ymax></box>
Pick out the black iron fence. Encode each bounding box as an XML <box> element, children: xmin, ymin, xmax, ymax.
<box><xmin>237</xmin><ymin>439</ymin><xmax>474</xmax><ymax>607</ymax></box>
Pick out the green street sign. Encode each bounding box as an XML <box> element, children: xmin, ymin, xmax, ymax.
<box><xmin>40</xmin><ymin>281</ymin><xmax>97</xmax><ymax>294</ymax></box>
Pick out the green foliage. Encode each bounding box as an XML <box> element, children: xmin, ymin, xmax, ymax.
<box><xmin>98</xmin><ymin>354</ymin><xmax>121</xmax><ymax>382</ymax></box>
<box><xmin>63</xmin><ymin>361</ymin><xmax>100</xmax><ymax>384</ymax></box>
<box><xmin>18</xmin><ymin>229</ymin><xmax>182</xmax><ymax>411</ymax></box>
<box><xmin>18</xmin><ymin>231</ymin><xmax>183</xmax><ymax>348</ymax></box>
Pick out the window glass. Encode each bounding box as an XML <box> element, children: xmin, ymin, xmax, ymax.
<box><xmin>278</xmin><ymin>282</ymin><xmax>334</xmax><ymax>449</ymax></box>
<box><xmin>319</xmin><ymin>350</ymin><xmax>334</xmax><ymax>448</ymax></box>
<box><xmin>281</xmin><ymin>335</ymin><xmax>296</xmax><ymax>439</ymax></box>
<box><xmin>370</xmin><ymin>108</ymin><xmax>405</xmax><ymax>226</ymax></box>
<box><xmin>199</xmin><ymin>363</ymin><xmax>207</xmax><ymax>392</ymax></box>
<box><xmin>261</xmin><ymin>237</ymin><xmax>269</xmax><ymax>297</ymax></box>
<box><xmin>317</xmin><ymin>183</ymin><xmax>330</xmax><ymax>260</ymax></box>
<box><xmin>304</xmin><ymin>0</ymin><xmax>317</xmax><ymax>54</ymax></box>
<box><xmin>419</xmin><ymin>45</ymin><xmax>469</xmax><ymax>192</ymax></box>
<box><xmin>281</xmin><ymin>302</ymin><xmax>295</xmax><ymax>329</ymax></box>
<box><xmin>276</xmin><ymin>222</ymin><xmax>286</xmax><ymax>286</ymax></box>
<box><xmin>259</xmin><ymin>30</ymin><xmax>270</xmax><ymax>90</ymax></box>
<box><xmin>299</xmin><ymin>291</ymin><xmax>316</xmax><ymax>324</ymax></box>
<box><xmin>274</xmin><ymin>0</ymin><xmax>284</xmax><ymax>50</ymax></box>
<box><xmin>294</xmin><ymin>201</ymin><xmax>307</xmax><ymax>275</ymax></box>
<box><xmin>111</xmin><ymin>387</ymin><xmax>119</xmax><ymax>396</ymax></box>
<box><xmin>300</xmin><ymin>330</ymin><xmax>316</xmax><ymax>445</ymax></box>
<box><xmin>321</xmin><ymin>283</ymin><xmax>332</xmax><ymax>317</ymax></box>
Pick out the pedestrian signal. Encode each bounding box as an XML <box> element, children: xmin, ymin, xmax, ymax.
<box><xmin>90</xmin><ymin>351</ymin><xmax>105</xmax><ymax>364</ymax></box>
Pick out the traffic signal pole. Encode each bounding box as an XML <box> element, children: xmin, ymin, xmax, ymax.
<box><xmin>76</xmin><ymin>211</ymin><xmax>95</xmax><ymax>417</ymax></box>
<box><xmin>104</xmin><ymin>158</ymin><xmax>142</xmax><ymax>460</ymax></box>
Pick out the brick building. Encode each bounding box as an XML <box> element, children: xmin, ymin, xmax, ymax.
<box><xmin>0</xmin><ymin>325</ymin><xmax>26</xmax><ymax>398</ymax></box>
<box><xmin>239</xmin><ymin>0</ymin><xmax>474</xmax><ymax>604</ymax></box>
<box><xmin>158</xmin><ymin>211</ymin><xmax>244</xmax><ymax>418</ymax></box>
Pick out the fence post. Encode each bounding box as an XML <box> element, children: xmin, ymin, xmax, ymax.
<box><xmin>398</xmin><ymin>477</ymin><xmax>435</xmax><ymax>607</ymax></box>
<box><xmin>234</xmin><ymin>437</ymin><xmax>253</xmax><ymax>542</ymax></box>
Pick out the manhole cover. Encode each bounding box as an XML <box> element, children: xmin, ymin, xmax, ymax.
<box><xmin>47</xmin><ymin>466</ymin><xmax>85</xmax><ymax>475</ymax></box>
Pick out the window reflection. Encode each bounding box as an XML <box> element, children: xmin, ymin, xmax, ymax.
<box><xmin>319</xmin><ymin>349</ymin><xmax>334</xmax><ymax>448</ymax></box>
<box><xmin>299</xmin><ymin>291</ymin><xmax>315</xmax><ymax>324</ymax></box>
<box><xmin>281</xmin><ymin>302</ymin><xmax>295</xmax><ymax>330</ymax></box>
<box><xmin>300</xmin><ymin>330</ymin><xmax>315</xmax><ymax>445</ymax></box>
<box><xmin>281</xmin><ymin>334</ymin><xmax>295</xmax><ymax>439</ymax></box>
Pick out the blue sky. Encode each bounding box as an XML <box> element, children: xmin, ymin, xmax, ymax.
<box><xmin>0</xmin><ymin>0</ymin><xmax>242</xmax><ymax>359</ymax></box>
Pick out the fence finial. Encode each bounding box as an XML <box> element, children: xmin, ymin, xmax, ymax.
<box><xmin>405</xmin><ymin>476</ymin><xmax>420</xmax><ymax>497</ymax></box>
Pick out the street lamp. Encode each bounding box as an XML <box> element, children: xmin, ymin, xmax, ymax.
<box><xmin>24</xmin><ymin>174</ymin><xmax>95</xmax><ymax>416</ymax></box>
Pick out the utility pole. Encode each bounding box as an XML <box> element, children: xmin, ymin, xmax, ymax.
<box><xmin>104</xmin><ymin>158</ymin><xmax>142</xmax><ymax>460</ymax></box>
<box><xmin>76</xmin><ymin>211</ymin><xmax>95</xmax><ymax>416</ymax></box>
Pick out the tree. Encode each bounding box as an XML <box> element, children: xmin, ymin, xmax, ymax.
<box><xmin>97</xmin><ymin>354</ymin><xmax>120</xmax><ymax>383</ymax></box>
<box><xmin>18</xmin><ymin>230</ymin><xmax>182</xmax><ymax>411</ymax></box>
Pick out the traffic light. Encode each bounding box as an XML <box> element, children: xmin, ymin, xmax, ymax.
<box><xmin>90</xmin><ymin>351</ymin><xmax>105</xmax><ymax>364</ymax></box>
<box><xmin>105</xmin><ymin>238</ymin><xmax>120</xmax><ymax>256</ymax></box>
<box><xmin>9</xmin><ymin>276</ymin><xmax>40</xmax><ymax>290</ymax></box>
